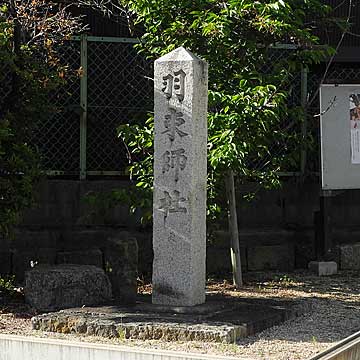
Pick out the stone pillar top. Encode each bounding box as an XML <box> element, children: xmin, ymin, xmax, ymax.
<box><xmin>155</xmin><ymin>47</ymin><xmax>205</xmax><ymax>63</ymax></box>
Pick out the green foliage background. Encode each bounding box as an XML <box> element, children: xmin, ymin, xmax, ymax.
<box><xmin>0</xmin><ymin>3</ymin><xmax>81</xmax><ymax>236</ymax></box>
<box><xmin>0</xmin><ymin>6</ymin><xmax>40</xmax><ymax>235</ymax></box>
<box><xmin>107</xmin><ymin>0</ymin><xmax>333</xmax><ymax>224</ymax></box>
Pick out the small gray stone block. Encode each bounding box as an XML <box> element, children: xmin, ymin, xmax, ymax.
<box><xmin>25</xmin><ymin>264</ymin><xmax>112</xmax><ymax>311</ymax></box>
<box><xmin>56</xmin><ymin>249</ymin><xmax>103</xmax><ymax>268</ymax></box>
<box><xmin>308</xmin><ymin>261</ymin><xmax>338</xmax><ymax>276</ymax></box>
<box><xmin>340</xmin><ymin>243</ymin><xmax>360</xmax><ymax>270</ymax></box>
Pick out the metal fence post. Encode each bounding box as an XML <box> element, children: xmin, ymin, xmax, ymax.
<box><xmin>300</xmin><ymin>66</ymin><xmax>308</xmax><ymax>177</ymax></box>
<box><xmin>80</xmin><ymin>34</ymin><xmax>88</xmax><ymax>180</ymax></box>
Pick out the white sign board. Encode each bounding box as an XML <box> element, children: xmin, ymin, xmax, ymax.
<box><xmin>320</xmin><ymin>84</ymin><xmax>360</xmax><ymax>189</ymax></box>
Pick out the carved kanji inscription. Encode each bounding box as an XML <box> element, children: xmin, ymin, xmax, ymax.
<box><xmin>162</xmin><ymin>69</ymin><xmax>186</xmax><ymax>101</ymax></box>
<box><xmin>162</xmin><ymin>108</ymin><xmax>188</xmax><ymax>141</ymax></box>
<box><xmin>162</xmin><ymin>74</ymin><xmax>173</xmax><ymax>99</ymax></box>
<box><xmin>158</xmin><ymin>190</ymin><xmax>187</xmax><ymax>216</ymax></box>
<box><xmin>162</xmin><ymin>148</ymin><xmax>187</xmax><ymax>181</ymax></box>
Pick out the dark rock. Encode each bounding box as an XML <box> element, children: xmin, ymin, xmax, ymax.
<box><xmin>104</xmin><ymin>236</ymin><xmax>138</xmax><ymax>304</ymax></box>
<box><xmin>340</xmin><ymin>243</ymin><xmax>360</xmax><ymax>269</ymax></box>
<box><xmin>25</xmin><ymin>264</ymin><xmax>112</xmax><ymax>311</ymax></box>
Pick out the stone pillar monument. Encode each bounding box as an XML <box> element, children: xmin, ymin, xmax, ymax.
<box><xmin>152</xmin><ymin>47</ymin><xmax>208</xmax><ymax>306</ymax></box>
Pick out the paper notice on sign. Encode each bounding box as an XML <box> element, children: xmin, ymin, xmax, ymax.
<box><xmin>349</xmin><ymin>93</ymin><xmax>360</xmax><ymax>164</ymax></box>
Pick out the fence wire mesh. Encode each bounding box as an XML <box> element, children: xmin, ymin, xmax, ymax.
<box><xmin>86</xmin><ymin>40</ymin><xmax>153</xmax><ymax>172</ymax></box>
<box><xmin>34</xmin><ymin>41</ymin><xmax>81</xmax><ymax>173</ymax></box>
<box><xmin>2</xmin><ymin>37</ymin><xmax>360</xmax><ymax>178</ymax></box>
<box><xmin>253</xmin><ymin>47</ymin><xmax>303</xmax><ymax>174</ymax></box>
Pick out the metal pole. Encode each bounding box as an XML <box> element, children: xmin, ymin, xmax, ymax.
<box><xmin>319</xmin><ymin>189</ymin><xmax>333</xmax><ymax>258</ymax></box>
<box><xmin>80</xmin><ymin>34</ymin><xmax>88</xmax><ymax>180</ymax></box>
<box><xmin>300</xmin><ymin>66</ymin><xmax>308</xmax><ymax>178</ymax></box>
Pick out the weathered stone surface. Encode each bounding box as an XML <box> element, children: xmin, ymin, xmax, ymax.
<box><xmin>340</xmin><ymin>243</ymin><xmax>360</xmax><ymax>270</ymax></box>
<box><xmin>32</xmin><ymin>312</ymin><xmax>242</xmax><ymax>342</ymax></box>
<box><xmin>308</xmin><ymin>261</ymin><xmax>338</xmax><ymax>276</ymax></box>
<box><xmin>31</xmin><ymin>299</ymin><xmax>311</xmax><ymax>343</ymax></box>
<box><xmin>56</xmin><ymin>249</ymin><xmax>103</xmax><ymax>268</ymax></box>
<box><xmin>152</xmin><ymin>47</ymin><xmax>208</xmax><ymax>306</ymax></box>
<box><xmin>25</xmin><ymin>264</ymin><xmax>112</xmax><ymax>311</ymax></box>
<box><xmin>247</xmin><ymin>245</ymin><xmax>294</xmax><ymax>271</ymax></box>
<box><xmin>104</xmin><ymin>236</ymin><xmax>138</xmax><ymax>303</ymax></box>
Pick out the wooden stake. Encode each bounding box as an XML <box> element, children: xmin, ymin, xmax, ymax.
<box><xmin>225</xmin><ymin>169</ymin><xmax>243</xmax><ymax>288</ymax></box>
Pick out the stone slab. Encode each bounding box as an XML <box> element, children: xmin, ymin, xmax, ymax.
<box><xmin>152</xmin><ymin>47</ymin><xmax>208</xmax><ymax>306</ymax></box>
<box><xmin>308</xmin><ymin>261</ymin><xmax>338</xmax><ymax>276</ymax></box>
<box><xmin>25</xmin><ymin>264</ymin><xmax>112</xmax><ymax>311</ymax></box>
<box><xmin>340</xmin><ymin>243</ymin><xmax>360</xmax><ymax>270</ymax></box>
<box><xmin>32</xmin><ymin>297</ymin><xmax>311</xmax><ymax>343</ymax></box>
<box><xmin>138</xmin><ymin>302</ymin><xmax>228</xmax><ymax>315</ymax></box>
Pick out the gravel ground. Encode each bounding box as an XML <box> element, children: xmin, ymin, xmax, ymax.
<box><xmin>0</xmin><ymin>270</ymin><xmax>359</xmax><ymax>360</ymax></box>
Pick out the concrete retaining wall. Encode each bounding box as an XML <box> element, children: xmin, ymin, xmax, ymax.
<box><xmin>0</xmin><ymin>334</ymin><xmax>240</xmax><ymax>360</ymax></box>
<box><xmin>2</xmin><ymin>179</ymin><xmax>360</xmax><ymax>280</ymax></box>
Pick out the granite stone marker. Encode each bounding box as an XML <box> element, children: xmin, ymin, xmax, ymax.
<box><xmin>152</xmin><ymin>47</ymin><xmax>208</xmax><ymax>306</ymax></box>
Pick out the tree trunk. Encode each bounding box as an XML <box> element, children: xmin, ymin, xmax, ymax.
<box><xmin>225</xmin><ymin>169</ymin><xmax>243</xmax><ymax>288</ymax></box>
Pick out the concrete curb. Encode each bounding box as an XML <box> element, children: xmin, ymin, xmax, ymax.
<box><xmin>308</xmin><ymin>330</ymin><xmax>360</xmax><ymax>360</ymax></box>
<box><xmin>0</xmin><ymin>334</ymin><xmax>250</xmax><ymax>360</ymax></box>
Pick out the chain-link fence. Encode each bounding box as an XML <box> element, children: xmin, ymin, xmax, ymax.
<box><xmin>34</xmin><ymin>41</ymin><xmax>81</xmax><ymax>174</ymax></box>
<box><xmin>34</xmin><ymin>35</ymin><xmax>153</xmax><ymax>178</ymax></box>
<box><xmin>252</xmin><ymin>46</ymin><xmax>305</xmax><ymax>176</ymax></box>
<box><xmin>86</xmin><ymin>39</ymin><xmax>153</xmax><ymax>174</ymax></box>
<box><xmin>0</xmin><ymin>35</ymin><xmax>153</xmax><ymax>178</ymax></box>
<box><xmin>2</xmin><ymin>37</ymin><xmax>360</xmax><ymax>179</ymax></box>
